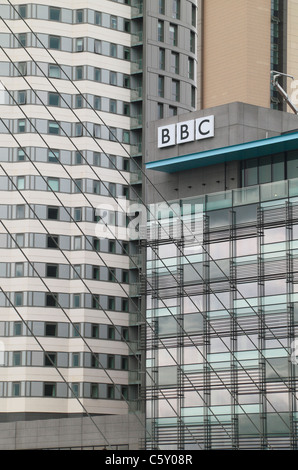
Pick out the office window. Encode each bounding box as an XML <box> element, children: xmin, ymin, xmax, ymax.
<box><xmin>18</xmin><ymin>33</ymin><xmax>26</xmax><ymax>47</ymax></box>
<box><xmin>110</xmin><ymin>71</ymin><xmax>117</xmax><ymax>85</ymax></box>
<box><xmin>91</xmin><ymin>324</ymin><xmax>99</xmax><ymax>338</ymax></box>
<box><xmin>76</xmin><ymin>9</ymin><xmax>83</xmax><ymax>23</ymax></box>
<box><xmin>45</xmin><ymin>352</ymin><xmax>56</xmax><ymax>367</ymax></box>
<box><xmin>159</xmin><ymin>48</ymin><xmax>165</xmax><ymax>70</ymax></box>
<box><xmin>93</xmin><ymin>237</ymin><xmax>100</xmax><ymax>251</ymax></box>
<box><xmin>191</xmin><ymin>86</ymin><xmax>196</xmax><ymax>107</ymax></box>
<box><xmin>93</xmin><ymin>181</ymin><xmax>100</xmax><ymax>195</ymax></box>
<box><xmin>124</xmin><ymin>20</ymin><xmax>130</xmax><ymax>32</ymax></box>
<box><xmin>47</xmin><ymin>235</ymin><xmax>59</xmax><ymax>249</ymax></box>
<box><xmin>91</xmin><ymin>384</ymin><xmax>99</xmax><ymax>399</ymax></box>
<box><xmin>169</xmin><ymin>24</ymin><xmax>178</xmax><ymax>46</ymax></box>
<box><xmin>94</xmin><ymin>124</ymin><xmax>101</xmax><ymax>138</ymax></box>
<box><xmin>109</xmin><ymin>127</ymin><xmax>117</xmax><ymax>142</ymax></box>
<box><xmin>110</xmin><ymin>43</ymin><xmax>117</xmax><ymax>57</ymax></box>
<box><xmin>14</xmin><ymin>322</ymin><xmax>22</xmax><ymax>336</ymax></box>
<box><xmin>46</xmin><ymin>264</ymin><xmax>58</xmax><ymax>278</ymax></box>
<box><xmin>123</xmin><ymin>103</ymin><xmax>130</xmax><ymax>116</ymax></box>
<box><xmin>158</xmin><ymin>75</ymin><xmax>164</xmax><ymax>97</ymax></box>
<box><xmin>121</xmin><ymin>386</ymin><xmax>128</xmax><ymax>400</ymax></box>
<box><xmin>73</xmin><ymin>265</ymin><xmax>81</xmax><ymax>279</ymax></box>
<box><xmin>12</xmin><ymin>351</ymin><xmax>21</xmax><ymax>366</ymax></box>
<box><xmin>188</xmin><ymin>57</ymin><xmax>194</xmax><ymax>79</ymax></box>
<box><xmin>157</xmin><ymin>103</ymin><xmax>164</xmax><ymax>119</ymax></box>
<box><xmin>95</xmin><ymin>12</ymin><xmax>101</xmax><ymax>25</ymax></box>
<box><xmin>122</xmin><ymin>298</ymin><xmax>129</xmax><ymax>312</ymax></box>
<box><xmin>15</xmin><ymin>292</ymin><xmax>23</xmax><ymax>307</ymax></box>
<box><xmin>48</xmin><ymin>149</ymin><xmax>59</xmax><ymax>163</ymax></box>
<box><xmin>12</xmin><ymin>383</ymin><xmax>21</xmax><ymax>397</ymax></box>
<box><xmin>123</xmin><ymin>158</ymin><xmax>130</xmax><ymax>171</ymax></box>
<box><xmin>16</xmin><ymin>205</ymin><xmax>25</xmax><ymax>219</ymax></box>
<box><xmin>46</xmin><ymin>293</ymin><xmax>58</xmax><ymax>307</ymax></box>
<box><xmin>169</xmin><ymin>105</ymin><xmax>177</xmax><ymax>116</ymax></box>
<box><xmin>122</xmin><ymin>270</ymin><xmax>129</xmax><ymax>284</ymax></box>
<box><xmin>48</xmin><ymin>121</ymin><xmax>60</xmax><ymax>135</ymax></box>
<box><xmin>44</xmin><ymin>383</ymin><xmax>56</xmax><ymax>397</ymax></box>
<box><xmin>15</xmin><ymin>263</ymin><xmax>24</xmax><ymax>277</ymax></box>
<box><xmin>75</xmin><ymin>123</ymin><xmax>83</xmax><ymax>137</ymax></box>
<box><xmin>123</xmin><ymin>75</ymin><xmax>130</xmax><ymax>88</ymax></box>
<box><xmin>49</xmin><ymin>36</ymin><xmax>61</xmax><ymax>50</ymax></box>
<box><xmin>45</xmin><ymin>323</ymin><xmax>57</xmax><ymax>336</ymax></box>
<box><xmin>108</xmin><ymin>326</ymin><xmax>115</xmax><ymax>340</ymax></box>
<box><xmin>18</xmin><ymin>90</ymin><xmax>26</xmax><ymax>105</ymax></box>
<box><xmin>110</xmin><ymin>99</ymin><xmax>117</xmax><ymax>113</ymax></box>
<box><xmin>111</xmin><ymin>16</ymin><xmax>117</xmax><ymax>29</ymax></box>
<box><xmin>190</xmin><ymin>31</ymin><xmax>195</xmax><ymax>52</ymax></box>
<box><xmin>74</xmin><ymin>294</ymin><xmax>80</xmax><ymax>308</ymax></box>
<box><xmin>108</xmin><ymin>297</ymin><xmax>115</xmax><ymax>310</ymax></box>
<box><xmin>191</xmin><ymin>4</ymin><xmax>197</xmax><ymax>26</ymax></box>
<box><xmin>123</xmin><ymin>130</ymin><xmax>130</xmax><ymax>144</ymax></box>
<box><xmin>74</xmin><ymin>208</ymin><xmax>82</xmax><ymax>221</ymax></box>
<box><xmin>74</xmin><ymin>236</ymin><xmax>82</xmax><ymax>250</ymax></box>
<box><xmin>108</xmin><ymin>268</ymin><xmax>116</xmax><ymax>282</ymax></box>
<box><xmin>107</xmin><ymin>385</ymin><xmax>115</xmax><ymax>399</ymax></box>
<box><xmin>94</xmin><ymin>40</ymin><xmax>101</xmax><ymax>54</ymax></box>
<box><xmin>108</xmin><ymin>355</ymin><xmax>115</xmax><ymax>369</ymax></box>
<box><xmin>72</xmin><ymin>354</ymin><xmax>80</xmax><ymax>367</ymax></box>
<box><xmin>49</xmin><ymin>64</ymin><xmax>61</xmax><ymax>78</ymax></box>
<box><xmin>172</xmin><ymin>0</ymin><xmax>180</xmax><ymax>19</ymax></box>
<box><xmin>49</xmin><ymin>92</ymin><xmax>60</xmax><ymax>107</ymax></box>
<box><xmin>91</xmin><ymin>353</ymin><xmax>99</xmax><ymax>368</ymax></box>
<box><xmin>71</xmin><ymin>383</ymin><xmax>79</xmax><ymax>397</ymax></box>
<box><xmin>171</xmin><ymin>52</ymin><xmax>179</xmax><ymax>74</ymax></box>
<box><xmin>49</xmin><ymin>7</ymin><xmax>61</xmax><ymax>21</ymax></box>
<box><xmin>17</xmin><ymin>148</ymin><xmax>25</xmax><ymax>161</ymax></box>
<box><xmin>18</xmin><ymin>119</ymin><xmax>26</xmax><ymax>133</ymax></box>
<box><xmin>18</xmin><ymin>62</ymin><xmax>27</xmax><ymax>76</ymax></box>
<box><xmin>18</xmin><ymin>4</ymin><xmax>27</xmax><ymax>18</ymax></box>
<box><xmin>75</xmin><ymin>66</ymin><xmax>83</xmax><ymax>80</ymax></box>
<box><xmin>15</xmin><ymin>234</ymin><xmax>24</xmax><ymax>247</ymax></box>
<box><xmin>159</xmin><ymin>0</ymin><xmax>165</xmax><ymax>14</ymax></box>
<box><xmin>121</xmin><ymin>356</ymin><xmax>128</xmax><ymax>370</ymax></box>
<box><xmin>47</xmin><ymin>177</ymin><xmax>59</xmax><ymax>191</ymax></box>
<box><xmin>76</xmin><ymin>38</ymin><xmax>84</xmax><ymax>52</ymax></box>
<box><xmin>109</xmin><ymin>240</ymin><xmax>116</xmax><ymax>253</ymax></box>
<box><xmin>94</xmin><ymin>96</ymin><xmax>101</xmax><ymax>110</ymax></box>
<box><xmin>124</xmin><ymin>47</ymin><xmax>130</xmax><ymax>61</ymax></box>
<box><xmin>47</xmin><ymin>206</ymin><xmax>59</xmax><ymax>220</ymax></box>
<box><xmin>72</xmin><ymin>323</ymin><xmax>80</xmax><ymax>337</ymax></box>
<box><xmin>94</xmin><ymin>68</ymin><xmax>101</xmax><ymax>82</ymax></box>
<box><xmin>75</xmin><ymin>151</ymin><xmax>82</xmax><ymax>164</ymax></box>
<box><xmin>17</xmin><ymin>176</ymin><xmax>25</xmax><ymax>190</ymax></box>
<box><xmin>172</xmin><ymin>79</ymin><xmax>180</xmax><ymax>101</ymax></box>
<box><xmin>92</xmin><ymin>294</ymin><xmax>100</xmax><ymax>309</ymax></box>
<box><xmin>92</xmin><ymin>266</ymin><xmax>100</xmax><ymax>280</ymax></box>
<box><xmin>158</xmin><ymin>21</ymin><xmax>164</xmax><ymax>42</ymax></box>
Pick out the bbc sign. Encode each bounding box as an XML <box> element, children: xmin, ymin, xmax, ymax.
<box><xmin>158</xmin><ymin>115</ymin><xmax>215</xmax><ymax>149</ymax></box>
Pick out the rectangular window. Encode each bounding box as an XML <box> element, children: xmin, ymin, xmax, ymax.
<box><xmin>110</xmin><ymin>43</ymin><xmax>117</xmax><ymax>57</ymax></box>
<box><xmin>107</xmin><ymin>385</ymin><xmax>115</xmax><ymax>399</ymax></box>
<box><xmin>76</xmin><ymin>38</ymin><xmax>84</xmax><ymax>52</ymax></box>
<box><xmin>92</xmin><ymin>294</ymin><xmax>100</xmax><ymax>309</ymax></box>
<box><xmin>159</xmin><ymin>0</ymin><xmax>165</xmax><ymax>14</ymax></box>
<box><xmin>45</xmin><ymin>323</ymin><xmax>57</xmax><ymax>336</ymax></box>
<box><xmin>91</xmin><ymin>384</ymin><xmax>99</xmax><ymax>398</ymax></box>
<box><xmin>73</xmin><ymin>294</ymin><xmax>80</xmax><ymax>308</ymax></box>
<box><xmin>48</xmin><ymin>149</ymin><xmax>59</xmax><ymax>163</ymax></box>
<box><xmin>92</xmin><ymin>266</ymin><xmax>100</xmax><ymax>280</ymax></box>
<box><xmin>19</xmin><ymin>5</ymin><xmax>27</xmax><ymax>18</ymax></box>
<box><xmin>18</xmin><ymin>119</ymin><xmax>26</xmax><ymax>133</ymax></box>
<box><xmin>111</xmin><ymin>16</ymin><xmax>117</xmax><ymax>29</ymax></box>
<box><xmin>94</xmin><ymin>96</ymin><xmax>101</xmax><ymax>110</ymax></box>
<box><xmin>172</xmin><ymin>0</ymin><xmax>180</xmax><ymax>19</ymax></box>
<box><xmin>110</xmin><ymin>71</ymin><xmax>117</xmax><ymax>85</ymax></box>
<box><xmin>108</xmin><ymin>297</ymin><xmax>115</xmax><ymax>310</ymax></box>
<box><xmin>190</xmin><ymin>31</ymin><xmax>195</xmax><ymax>53</ymax></box>
<box><xmin>74</xmin><ymin>208</ymin><xmax>82</xmax><ymax>221</ymax></box>
<box><xmin>94</xmin><ymin>40</ymin><xmax>101</xmax><ymax>54</ymax></box>
<box><xmin>47</xmin><ymin>177</ymin><xmax>59</xmax><ymax>191</ymax></box>
<box><xmin>15</xmin><ymin>263</ymin><xmax>24</xmax><ymax>277</ymax></box>
<box><xmin>46</xmin><ymin>264</ymin><xmax>58</xmax><ymax>278</ymax></box>
<box><xmin>157</xmin><ymin>103</ymin><xmax>164</xmax><ymax>119</ymax></box>
<box><xmin>72</xmin><ymin>323</ymin><xmax>80</xmax><ymax>337</ymax></box>
<box><xmin>75</xmin><ymin>123</ymin><xmax>83</xmax><ymax>137</ymax></box>
<box><xmin>171</xmin><ymin>52</ymin><xmax>179</xmax><ymax>74</ymax></box>
<box><xmin>12</xmin><ymin>383</ymin><xmax>21</xmax><ymax>397</ymax></box>
<box><xmin>73</xmin><ymin>265</ymin><xmax>81</xmax><ymax>279</ymax></box>
<box><xmin>191</xmin><ymin>4</ymin><xmax>196</xmax><ymax>26</ymax></box>
<box><xmin>15</xmin><ymin>292</ymin><xmax>23</xmax><ymax>307</ymax></box>
<box><xmin>16</xmin><ymin>205</ymin><xmax>25</xmax><ymax>219</ymax></box>
<box><xmin>49</xmin><ymin>92</ymin><xmax>60</xmax><ymax>107</ymax></box>
<box><xmin>44</xmin><ymin>383</ymin><xmax>56</xmax><ymax>397</ymax></box>
<box><xmin>172</xmin><ymin>79</ymin><xmax>180</xmax><ymax>101</ymax></box>
<box><xmin>14</xmin><ymin>322</ymin><xmax>22</xmax><ymax>336</ymax></box>
<box><xmin>109</xmin><ymin>240</ymin><xmax>116</xmax><ymax>253</ymax></box>
<box><xmin>75</xmin><ymin>66</ymin><xmax>83</xmax><ymax>80</ymax></box>
<box><xmin>94</xmin><ymin>68</ymin><xmax>101</xmax><ymax>82</ymax></box>
<box><xmin>158</xmin><ymin>75</ymin><xmax>164</xmax><ymax>97</ymax></box>
<box><xmin>18</xmin><ymin>91</ymin><xmax>26</xmax><ymax>105</ymax></box>
<box><xmin>95</xmin><ymin>12</ymin><xmax>101</xmax><ymax>25</ymax></box>
<box><xmin>76</xmin><ymin>9</ymin><xmax>83</xmax><ymax>23</ymax></box>
<box><xmin>91</xmin><ymin>324</ymin><xmax>99</xmax><ymax>338</ymax></box>
<box><xmin>94</xmin><ymin>124</ymin><xmax>101</xmax><ymax>138</ymax></box>
<box><xmin>47</xmin><ymin>206</ymin><xmax>59</xmax><ymax>220</ymax></box>
<box><xmin>188</xmin><ymin>57</ymin><xmax>194</xmax><ymax>79</ymax></box>
<box><xmin>49</xmin><ymin>36</ymin><xmax>61</xmax><ymax>50</ymax></box>
<box><xmin>74</xmin><ymin>236</ymin><xmax>82</xmax><ymax>250</ymax></box>
<box><xmin>110</xmin><ymin>99</ymin><xmax>117</xmax><ymax>113</ymax></box>
<box><xmin>18</xmin><ymin>33</ymin><xmax>26</xmax><ymax>47</ymax></box>
<box><xmin>159</xmin><ymin>48</ymin><xmax>165</xmax><ymax>70</ymax></box>
<box><xmin>44</xmin><ymin>352</ymin><xmax>56</xmax><ymax>367</ymax></box>
<box><xmin>158</xmin><ymin>21</ymin><xmax>164</xmax><ymax>42</ymax></box>
<box><xmin>48</xmin><ymin>121</ymin><xmax>60</xmax><ymax>135</ymax></box>
<box><xmin>72</xmin><ymin>354</ymin><xmax>80</xmax><ymax>367</ymax></box>
<box><xmin>49</xmin><ymin>7</ymin><xmax>61</xmax><ymax>21</ymax></box>
<box><xmin>15</xmin><ymin>234</ymin><xmax>24</xmax><ymax>247</ymax></box>
<box><xmin>46</xmin><ymin>293</ymin><xmax>58</xmax><ymax>307</ymax></box>
<box><xmin>17</xmin><ymin>176</ymin><xmax>25</xmax><ymax>190</ymax></box>
<box><xmin>18</xmin><ymin>62</ymin><xmax>27</xmax><ymax>76</ymax></box>
<box><xmin>75</xmin><ymin>151</ymin><xmax>82</xmax><ymax>164</ymax></box>
<box><xmin>169</xmin><ymin>24</ymin><xmax>178</xmax><ymax>46</ymax></box>
<box><xmin>47</xmin><ymin>235</ymin><xmax>59</xmax><ymax>249</ymax></box>
<box><xmin>17</xmin><ymin>148</ymin><xmax>25</xmax><ymax>161</ymax></box>
<box><xmin>49</xmin><ymin>64</ymin><xmax>61</xmax><ymax>79</ymax></box>
<box><xmin>108</xmin><ymin>355</ymin><xmax>115</xmax><ymax>369</ymax></box>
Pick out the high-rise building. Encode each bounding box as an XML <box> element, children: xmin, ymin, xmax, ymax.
<box><xmin>0</xmin><ymin>0</ymin><xmax>198</xmax><ymax>449</ymax></box>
